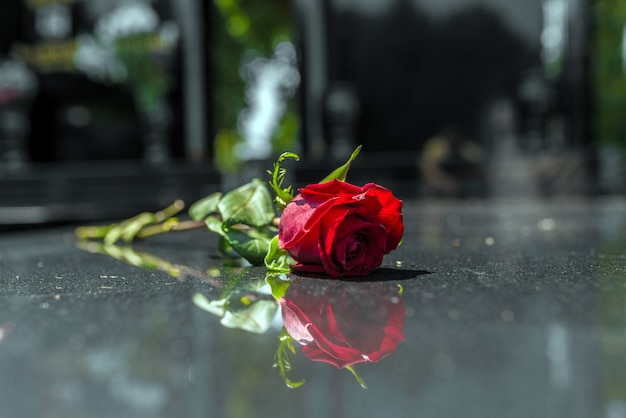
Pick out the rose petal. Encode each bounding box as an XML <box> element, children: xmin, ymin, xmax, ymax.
<box><xmin>362</xmin><ymin>184</ymin><xmax>404</xmax><ymax>251</ymax></box>
<box><xmin>321</xmin><ymin>215</ymin><xmax>387</xmax><ymax>276</ymax></box>
<box><xmin>298</xmin><ymin>180</ymin><xmax>363</xmax><ymax>204</ymax></box>
<box><xmin>280</xmin><ymin>298</ymin><xmax>315</xmax><ymax>344</ymax></box>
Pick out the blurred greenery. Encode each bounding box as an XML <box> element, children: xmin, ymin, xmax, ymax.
<box><xmin>592</xmin><ymin>0</ymin><xmax>626</xmax><ymax>147</ymax></box>
<box><xmin>115</xmin><ymin>33</ymin><xmax>173</xmax><ymax>116</ymax></box>
<box><xmin>210</xmin><ymin>0</ymin><xmax>298</xmax><ymax>172</ymax></box>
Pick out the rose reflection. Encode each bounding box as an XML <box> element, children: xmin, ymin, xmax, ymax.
<box><xmin>280</xmin><ymin>277</ymin><xmax>405</xmax><ymax>369</ymax></box>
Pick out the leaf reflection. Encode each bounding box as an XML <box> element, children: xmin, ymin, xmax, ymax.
<box><xmin>76</xmin><ymin>242</ymin><xmax>406</xmax><ymax>388</ymax></box>
<box><xmin>192</xmin><ymin>280</ymin><xmax>277</xmax><ymax>334</ymax></box>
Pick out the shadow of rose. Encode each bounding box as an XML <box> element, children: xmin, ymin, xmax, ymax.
<box><xmin>293</xmin><ymin>267</ymin><xmax>431</xmax><ymax>282</ymax></box>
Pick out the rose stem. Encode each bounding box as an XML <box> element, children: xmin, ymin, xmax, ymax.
<box><xmin>136</xmin><ymin>219</ymin><xmax>207</xmax><ymax>239</ymax></box>
<box><xmin>155</xmin><ymin>199</ymin><xmax>186</xmax><ymax>221</ymax></box>
<box><xmin>75</xmin><ymin>200</ymin><xmax>187</xmax><ymax>240</ymax></box>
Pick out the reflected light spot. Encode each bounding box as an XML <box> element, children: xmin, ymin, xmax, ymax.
<box><xmin>0</xmin><ymin>321</ymin><xmax>14</xmax><ymax>343</ymax></box>
<box><xmin>546</xmin><ymin>323</ymin><xmax>570</xmax><ymax>390</ymax></box>
<box><xmin>538</xmin><ymin>218</ymin><xmax>556</xmax><ymax>231</ymax></box>
<box><xmin>501</xmin><ymin>309</ymin><xmax>515</xmax><ymax>321</ymax></box>
<box><xmin>485</xmin><ymin>237</ymin><xmax>495</xmax><ymax>246</ymax></box>
<box><xmin>67</xmin><ymin>105</ymin><xmax>91</xmax><ymax>127</ymax></box>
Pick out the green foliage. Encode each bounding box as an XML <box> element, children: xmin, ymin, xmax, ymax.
<box><xmin>272</xmin><ymin>110</ymin><xmax>300</xmax><ymax>156</ymax></box>
<box><xmin>592</xmin><ymin>0</ymin><xmax>626</xmax><ymax>146</ymax></box>
<box><xmin>114</xmin><ymin>33</ymin><xmax>172</xmax><ymax>116</ymax></box>
<box><xmin>191</xmin><ymin>272</ymin><xmax>279</xmax><ymax>334</ymax></box>
<box><xmin>104</xmin><ymin>212</ymin><xmax>157</xmax><ymax>245</ymax></box>
<box><xmin>268</xmin><ymin>151</ymin><xmax>300</xmax><ymax>211</ymax></box>
<box><xmin>221</xmin><ymin>225</ymin><xmax>276</xmax><ymax>265</ymax></box>
<box><xmin>210</xmin><ymin>0</ymin><xmax>296</xmax><ymax>170</ymax></box>
<box><xmin>265</xmin><ymin>271</ymin><xmax>290</xmax><ymax>299</ymax></box>
<box><xmin>319</xmin><ymin>145</ymin><xmax>362</xmax><ymax>183</ymax></box>
<box><xmin>218</xmin><ymin>179</ymin><xmax>276</xmax><ymax>227</ymax></box>
<box><xmin>188</xmin><ymin>192</ymin><xmax>223</xmax><ymax>220</ymax></box>
<box><xmin>76</xmin><ymin>240</ymin><xmax>183</xmax><ymax>278</ymax></box>
<box><xmin>75</xmin><ymin>145</ymin><xmax>367</xmax><ymax>270</ymax></box>
<box><xmin>264</xmin><ymin>236</ymin><xmax>292</xmax><ymax>273</ymax></box>
<box><xmin>190</xmin><ymin>179</ymin><xmax>277</xmax><ymax>265</ymax></box>
<box><xmin>213</xmin><ymin>129</ymin><xmax>244</xmax><ymax>174</ymax></box>
<box><xmin>275</xmin><ymin>328</ymin><xmax>305</xmax><ymax>388</ymax></box>
<box><xmin>345</xmin><ymin>365</ymin><xmax>368</xmax><ymax>389</ymax></box>
<box><xmin>74</xmin><ymin>200</ymin><xmax>186</xmax><ymax>245</ymax></box>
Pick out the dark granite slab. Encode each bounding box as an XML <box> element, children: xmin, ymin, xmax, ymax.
<box><xmin>1</xmin><ymin>198</ymin><xmax>626</xmax><ymax>418</ymax></box>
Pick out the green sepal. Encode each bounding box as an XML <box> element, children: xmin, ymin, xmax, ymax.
<box><xmin>319</xmin><ymin>144</ymin><xmax>362</xmax><ymax>183</ymax></box>
<box><xmin>218</xmin><ymin>179</ymin><xmax>276</xmax><ymax>227</ymax></box>
<box><xmin>264</xmin><ymin>235</ymin><xmax>293</xmax><ymax>273</ymax></box>
<box><xmin>344</xmin><ymin>365</ymin><xmax>368</xmax><ymax>389</ymax></box>
<box><xmin>268</xmin><ymin>152</ymin><xmax>300</xmax><ymax>211</ymax></box>
<box><xmin>188</xmin><ymin>192</ymin><xmax>223</xmax><ymax>221</ymax></box>
<box><xmin>265</xmin><ymin>272</ymin><xmax>291</xmax><ymax>300</ymax></box>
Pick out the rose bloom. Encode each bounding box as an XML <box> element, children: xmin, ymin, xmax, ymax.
<box><xmin>280</xmin><ymin>278</ymin><xmax>405</xmax><ymax>368</ymax></box>
<box><xmin>278</xmin><ymin>179</ymin><xmax>403</xmax><ymax>277</ymax></box>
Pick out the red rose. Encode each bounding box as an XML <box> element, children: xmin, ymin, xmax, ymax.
<box><xmin>278</xmin><ymin>179</ymin><xmax>403</xmax><ymax>277</ymax></box>
<box><xmin>280</xmin><ymin>278</ymin><xmax>405</xmax><ymax>369</ymax></box>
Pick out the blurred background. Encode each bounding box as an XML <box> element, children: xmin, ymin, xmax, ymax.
<box><xmin>0</xmin><ymin>0</ymin><xmax>623</xmax><ymax>227</ymax></box>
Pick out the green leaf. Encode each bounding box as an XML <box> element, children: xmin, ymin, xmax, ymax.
<box><xmin>268</xmin><ymin>151</ymin><xmax>300</xmax><ymax>211</ymax></box>
<box><xmin>204</xmin><ymin>215</ymin><xmax>224</xmax><ymax>235</ymax></box>
<box><xmin>344</xmin><ymin>365</ymin><xmax>368</xmax><ymax>389</ymax></box>
<box><xmin>265</xmin><ymin>272</ymin><xmax>291</xmax><ymax>300</ymax></box>
<box><xmin>264</xmin><ymin>235</ymin><xmax>293</xmax><ymax>273</ymax></box>
<box><xmin>319</xmin><ymin>145</ymin><xmax>362</xmax><ymax>183</ymax></box>
<box><xmin>217</xmin><ymin>236</ymin><xmax>243</xmax><ymax>260</ymax></box>
<box><xmin>188</xmin><ymin>192</ymin><xmax>223</xmax><ymax>221</ymax></box>
<box><xmin>192</xmin><ymin>292</ymin><xmax>278</xmax><ymax>334</ymax></box>
<box><xmin>218</xmin><ymin>179</ymin><xmax>276</xmax><ymax>227</ymax></box>
<box><xmin>222</xmin><ymin>226</ymin><xmax>275</xmax><ymax>266</ymax></box>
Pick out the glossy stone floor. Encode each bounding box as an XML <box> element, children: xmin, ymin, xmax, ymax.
<box><xmin>2</xmin><ymin>197</ymin><xmax>626</xmax><ymax>418</ymax></box>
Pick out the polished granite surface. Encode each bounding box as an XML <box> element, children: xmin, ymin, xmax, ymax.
<box><xmin>2</xmin><ymin>197</ymin><xmax>626</xmax><ymax>418</ymax></box>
